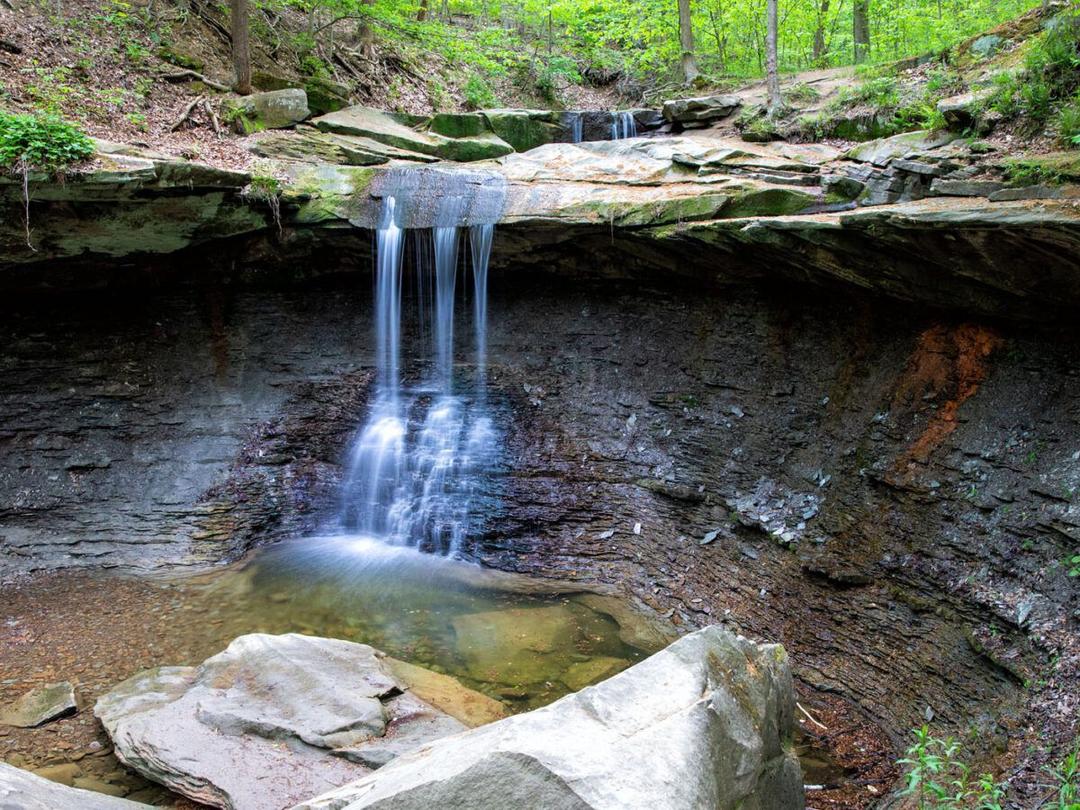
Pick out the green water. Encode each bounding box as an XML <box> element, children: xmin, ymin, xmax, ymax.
<box><xmin>182</xmin><ymin>535</ymin><xmax>655</xmax><ymax>710</ymax></box>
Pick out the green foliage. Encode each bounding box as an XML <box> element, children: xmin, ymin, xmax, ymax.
<box><xmin>899</xmin><ymin>726</ymin><xmax>1004</xmax><ymax>810</ymax></box>
<box><xmin>1067</xmin><ymin>553</ymin><xmax>1080</xmax><ymax>576</ymax></box>
<box><xmin>463</xmin><ymin>74</ymin><xmax>498</xmax><ymax>110</ymax></box>
<box><xmin>1041</xmin><ymin>741</ymin><xmax>1079</xmax><ymax>809</ymax></box>
<box><xmin>0</xmin><ymin>111</ymin><xmax>94</xmax><ymax>173</ymax></box>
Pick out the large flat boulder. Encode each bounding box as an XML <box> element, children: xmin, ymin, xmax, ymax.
<box><xmin>0</xmin><ymin>762</ymin><xmax>150</xmax><ymax>810</ymax></box>
<box><xmin>95</xmin><ymin>634</ymin><xmax>492</xmax><ymax>810</ymax></box>
<box><xmin>313</xmin><ymin>106</ymin><xmax>514</xmax><ymax>162</ymax></box>
<box><xmin>295</xmin><ymin>625</ymin><xmax>804</xmax><ymax>810</ymax></box>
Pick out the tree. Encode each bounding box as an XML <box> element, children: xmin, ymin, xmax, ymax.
<box><xmin>359</xmin><ymin>0</ymin><xmax>375</xmax><ymax>55</ymax></box>
<box><xmin>677</xmin><ymin>0</ymin><xmax>700</xmax><ymax>84</ymax></box>
<box><xmin>853</xmin><ymin>0</ymin><xmax>871</xmax><ymax>63</ymax></box>
<box><xmin>812</xmin><ymin>0</ymin><xmax>830</xmax><ymax>63</ymax></box>
<box><xmin>765</xmin><ymin>0</ymin><xmax>781</xmax><ymax>117</ymax></box>
<box><xmin>230</xmin><ymin>0</ymin><xmax>251</xmax><ymax>95</ymax></box>
<box><xmin>417</xmin><ymin>0</ymin><xmax>429</xmax><ymax>22</ymax></box>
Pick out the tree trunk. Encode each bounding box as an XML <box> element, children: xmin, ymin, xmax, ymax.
<box><xmin>812</xmin><ymin>0</ymin><xmax>829</xmax><ymax>63</ymax></box>
<box><xmin>853</xmin><ymin>0</ymin><xmax>870</xmax><ymax>64</ymax></box>
<box><xmin>765</xmin><ymin>0</ymin><xmax>781</xmax><ymax>117</ymax></box>
<box><xmin>359</xmin><ymin>0</ymin><xmax>375</xmax><ymax>56</ymax></box>
<box><xmin>417</xmin><ymin>0</ymin><xmax>428</xmax><ymax>22</ymax></box>
<box><xmin>677</xmin><ymin>0</ymin><xmax>699</xmax><ymax>84</ymax></box>
<box><xmin>230</xmin><ymin>0</ymin><xmax>251</xmax><ymax>95</ymax></box>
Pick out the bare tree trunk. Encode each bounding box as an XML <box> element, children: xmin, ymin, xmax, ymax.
<box><xmin>853</xmin><ymin>0</ymin><xmax>870</xmax><ymax>63</ymax></box>
<box><xmin>677</xmin><ymin>0</ymin><xmax>699</xmax><ymax>84</ymax></box>
<box><xmin>812</xmin><ymin>0</ymin><xmax>829</xmax><ymax>62</ymax></box>
<box><xmin>417</xmin><ymin>0</ymin><xmax>428</xmax><ymax>22</ymax></box>
<box><xmin>230</xmin><ymin>0</ymin><xmax>251</xmax><ymax>94</ymax></box>
<box><xmin>766</xmin><ymin>0</ymin><xmax>781</xmax><ymax>117</ymax></box>
<box><xmin>359</xmin><ymin>0</ymin><xmax>375</xmax><ymax>56</ymax></box>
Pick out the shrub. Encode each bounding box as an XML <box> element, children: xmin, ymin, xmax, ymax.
<box><xmin>899</xmin><ymin>726</ymin><xmax>1003</xmax><ymax>810</ymax></box>
<box><xmin>0</xmin><ymin>111</ymin><xmax>94</xmax><ymax>172</ymax></box>
<box><xmin>1057</xmin><ymin>97</ymin><xmax>1080</xmax><ymax>146</ymax></box>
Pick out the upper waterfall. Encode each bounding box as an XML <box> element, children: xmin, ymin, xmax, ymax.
<box><xmin>338</xmin><ymin>172</ymin><xmax>504</xmax><ymax>556</ymax></box>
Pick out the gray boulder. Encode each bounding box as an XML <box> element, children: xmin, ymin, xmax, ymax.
<box><xmin>662</xmin><ymin>94</ymin><xmax>742</xmax><ymax>124</ymax></box>
<box><xmin>95</xmin><ymin>634</ymin><xmax>483</xmax><ymax>810</ymax></box>
<box><xmin>234</xmin><ymin>89</ymin><xmax>311</xmax><ymax>133</ymax></box>
<box><xmin>0</xmin><ymin>762</ymin><xmax>150</xmax><ymax>810</ymax></box>
<box><xmin>969</xmin><ymin>34</ymin><xmax>1003</xmax><ymax>58</ymax></box>
<box><xmin>0</xmin><ymin>681</ymin><xmax>76</xmax><ymax>727</ymax></box>
<box><xmin>296</xmin><ymin>625</ymin><xmax>804</xmax><ymax>810</ymax></box>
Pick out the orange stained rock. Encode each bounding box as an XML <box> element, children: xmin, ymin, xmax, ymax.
<box><xmin>892</xmin><ymin>323</ymin><xmax>1003</xmax><ymax>470</ymax></box>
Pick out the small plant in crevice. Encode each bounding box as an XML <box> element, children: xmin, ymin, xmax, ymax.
<box><xmin>898</xmin><ymin>725</ymin><xmax>1004</xmax><ymax>810</ymax></box>
<box><xmin>243</xmin><ymin>172</ymin><xmax>284</xmax><ymax>236</ymax></box>
<box><xmin>0</xmin><ymin>111</ymin><xmax>95</xmax><ymax>251</ymax></box>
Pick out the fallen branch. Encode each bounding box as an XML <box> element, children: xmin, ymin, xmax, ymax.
<box><xmin>159</xmin><ymin>69</ymin><xmax>231</xmax><ymax>92</ymax></box>
<box><xmin>170</xmin><ymin>95</ymin><xmax>205</xmax><ymax>131</ymax></box>
<box><xmin>202</xmin><ymin>98</ymin><xmax>221</xmax><ymax>137</ymax></box>
<box><xmin>0</xmin><ymin>1</ymin><xmax>14</xmax><ymax>11</ymax></box>
<box><xmin>796</xmin><ymin>702</ymin><xmax>829</xmax><ymax>731</ymax></box>
<box><xmin>0</xmin><ymin>38</ymin><xmax>21</xmax><ymax>52</ymax></box>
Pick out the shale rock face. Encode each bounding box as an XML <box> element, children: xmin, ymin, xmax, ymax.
<box><xmin>95</xmin><ymin>634</ymin><xmax>481</xmax><ymax>810</ymax></box>
<box><xmin>297</xmin><ymin>626</ymin><xmax>803</xmax><ymax>810</ymax></box>
<box><xmin>0</xmin><ymin>762</ymin><xmax>151</xmax><ymax>809</ymax></box>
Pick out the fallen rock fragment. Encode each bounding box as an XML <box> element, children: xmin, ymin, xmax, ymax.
<box><xmin>0</xmin><ymin>681</ymin><xmax>77</xmax><ymax>727</ymax></box>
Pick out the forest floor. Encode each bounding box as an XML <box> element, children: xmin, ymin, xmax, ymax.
<box><xmin>0</xmin><ymin>0</ymin><xmax>622</xmax><ymax>167</ymax></box>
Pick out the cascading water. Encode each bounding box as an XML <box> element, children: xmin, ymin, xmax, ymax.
<box><xmin>611</xmin><ymin>111</ymin><xmax>637</xmax><ymax>139</ymax></box>
<box><xmin>339</xmin><ymin>189</ymin><xmax>499</xmax><ymax>556</ymax></box>
<box><xmin>569</xmin><ymin>112</ymin><xmax>584</xmax><ymax>143</ymax></box>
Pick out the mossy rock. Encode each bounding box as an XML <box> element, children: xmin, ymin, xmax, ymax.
<box><xmin>721</xmin><ymin>187</ymin><xmax>816</xmax><ymax>218</ymax></box>
<box><xmin>429</xmin><ymin>113</ymin><xmax>489</xmax><ymax>138</ymax></box>
<box><xmin>481</xmin><ymin>109</ymin><xmax>561</xmax><ymax>152</ymax></box>
<box><xmin>156</xmin><ymin>45</ymin><xmax>203</xmax><ymax>72</ymax></box>
<box><xmin>251</xmin><ymin>72</ymin><xmax>350</xmax><ymax>115</ymax></box>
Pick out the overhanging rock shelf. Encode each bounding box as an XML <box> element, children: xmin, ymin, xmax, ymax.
<box><xmin>1</xmin><ymin>131</ymin><xmax>1079</xmax><ymax>321</ymax></box>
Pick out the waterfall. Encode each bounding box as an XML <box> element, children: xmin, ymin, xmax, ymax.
<box><xmin>339</xmin><ymin>194</ymin><xmax>498</xmax><ymax>556</ymax></box>
<box><xmin>569</xmin><ymin>113</ymin><xmax>584</xmax><ymax>143</ymax></box>
<box><xmin>611</xmin><ymin>111</ymin><xmax>637</xmax><ymax>140</ymax></box>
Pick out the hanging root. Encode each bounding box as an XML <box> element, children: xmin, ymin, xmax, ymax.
<box><xmin>16</xmin><ymin>158</ymin><xmax>36</xmax><ymax>252</ymax></box>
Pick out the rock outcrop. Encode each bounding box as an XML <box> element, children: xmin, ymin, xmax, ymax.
<box><xmin>0</xmin><ymin>762</ymin><xmax>151</xmax><ymax>809</ymax></box>
<box><xmin>312</xmin><ymin>106</ymin><xmax>515</xmax><ymax>162</ymax></box>
<box><xmin>662</xmin><ymin>94</ymin><xmax>743</xmax><ymax>125</ymax></box>
<box><xmin>95</xmin><ymin>634</ymin><xmax>491</xmax><ymax>810</ymax></box>
<box><xmin>296</xmin><ymin>626</ymin><xmax>803</xmax><ymax>810</ymax></box>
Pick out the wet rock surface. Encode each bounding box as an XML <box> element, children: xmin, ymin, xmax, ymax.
<box><xmin>0</xmin><ymin>761</ymin><xmax>151</xmax><ymax>809</ymax></box>
<box><xmin>94</xmin><ymin>633</ymin><xmax>478</xmax><ymax>809</ymax></box>
<box><xmin>297</xmin><ymin>625</ymin><xmax>803</xmax><ymax>810</ymax></box>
